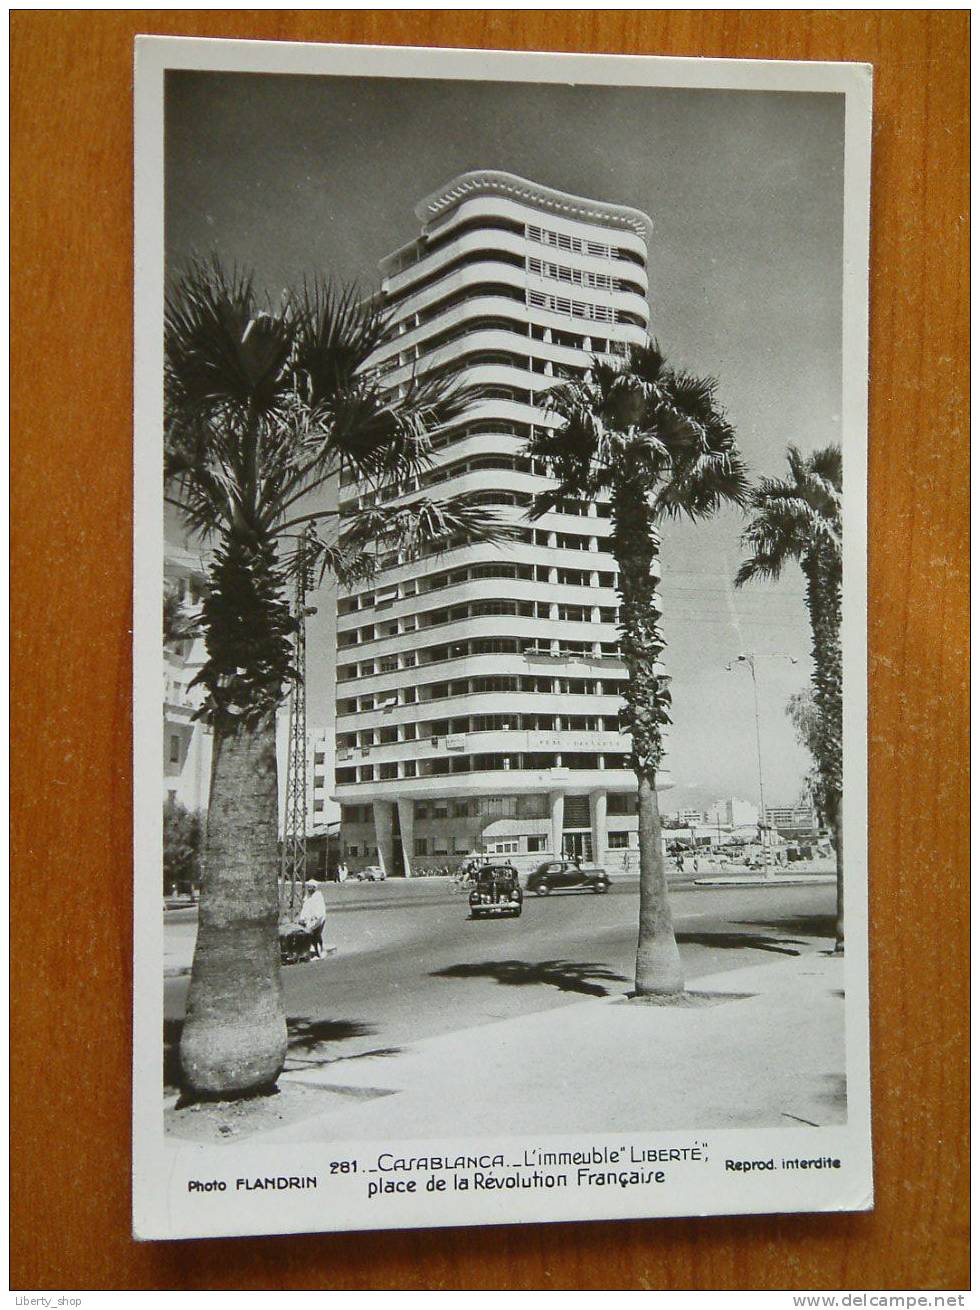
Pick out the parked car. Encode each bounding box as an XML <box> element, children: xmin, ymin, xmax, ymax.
<box><xmin>526</xmin><ymin>859</ymin><xmax>610</xmax><ymax>896</ymax></box>
<box><xmin>469</xmin><ymin>862</ymin><xmax>523</xmax><ymax>919</ymax></box>
<box><xmin>355</xmin><ymin>864</ymin><xmax>386</xmax><ymax>882</ymax></box>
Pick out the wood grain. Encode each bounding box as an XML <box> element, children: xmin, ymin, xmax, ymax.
<box><xmin>10</xmin><ymin>10</ymin><xmax>969</xmax><ymax>1291</ymax></box>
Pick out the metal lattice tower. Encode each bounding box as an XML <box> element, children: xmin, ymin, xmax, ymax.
<box><xmin>279</xmin><ymin>532</ymin><xmax>315</xmax><ymax>909</ymax></box>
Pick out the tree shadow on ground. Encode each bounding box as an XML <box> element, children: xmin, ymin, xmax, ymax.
<box><xmin>431</xmin><ymin>958</ymin><xmax>628</xmax><ymax>996</ymax></box>
<box><xmin>284</xmin><ymin>1017</ymin><xmax>404</xmax><ymax>1070</ymax></box>
<box><xmin>733</xmin><ymin>915</ymin><xmax>836</xmax><ymax>940</ymax></box>
<box><xmin>675</xmin><ymin>931</ymin><xmax>806</xmax><ymax>956</ymax></box>
<box><xmin>163</xmin><ymin>1016</ymin><xmax>398</xmax><ymax>1091</ymax></box>
<box><xmin>286</xmin><ymin>1017</ymin><xmax>375</xmax><ymax>1053</ymax></box>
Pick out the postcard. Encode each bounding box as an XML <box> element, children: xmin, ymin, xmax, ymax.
<box><xmin>134</xmin><ymin>35</ymin><xmax>872</xmax><ymax>1240</ymax></box>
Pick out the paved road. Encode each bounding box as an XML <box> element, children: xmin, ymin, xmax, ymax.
<box><xmin>163</xmin><ymin>879</ymin><xmax>836</xmax><ymax>1091</ymax></box>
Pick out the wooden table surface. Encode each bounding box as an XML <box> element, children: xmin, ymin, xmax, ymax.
<box><xmin>10</xmin><ymin>10</ymin><xmax>969</xmax><ymax>1292</ymax></box>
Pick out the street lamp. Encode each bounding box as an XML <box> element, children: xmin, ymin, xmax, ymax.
<box><xmin>725</xmin><ymin>653</ymin><xmax>798</xmax><ymax>881</ymax></box>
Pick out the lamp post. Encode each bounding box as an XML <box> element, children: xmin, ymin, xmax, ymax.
<box><xmin>726</xmin><ymin>653</ymin><xmax>798</xmax><ymax>881</ymax></box>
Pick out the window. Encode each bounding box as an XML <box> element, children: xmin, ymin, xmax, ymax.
<box><xmin>347</xmin><ymin>844</ymin><xmax>359</xmax><ymax>857</ymax></box>
<box><xmin>527</xmin><ymin>835</ymin><xmax>548</xmax><ymax>853</ymax></box>
<box><xmin>608</xmin><ymin>832</ymin><xmax>629</xmax><ymax>849</ymax></box>
<box><xmin>314</xmin><ymin>800</ymin><xmax>325</xmax><ymax>813</ymax></box>
<box><xmin>414</xmin><ymin>838</ymin><xmax>429</xmax><ymax>856</ymax></box>
<box><xmin>489</xmin><ymin>839</ymin><xmax>519</xmax><ymax>854</ymax></box>
<box><xmin>169</xmin><ymin>734</ymin><xmax>181</xmax><ymax>764</ymax></box>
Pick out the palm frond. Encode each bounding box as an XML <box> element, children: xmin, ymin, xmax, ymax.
<box><xmin>736</xmin><ymin>443</ymin><xmax>842</xmax><ymax>588</ymax></box>
<box><xmin>165</xmin><ymin>255</ymin><xmax>293</xmax><ymax>417</ymax></box>
<box><xmin>291</xmin><ymin>279</ymin><xmax>390</xmax><ymax>406</ymax></box>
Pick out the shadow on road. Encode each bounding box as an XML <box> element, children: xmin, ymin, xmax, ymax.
<box><xmin>431</xmin><ymin>958</ymin><xmax>628</xmax><ymax>996</ymax></box>
<box><xmin>733</xmin><ymin>915</ymin><xmax>836</xmax><ymax>941</ymax></box>
<box><xmin>675</xmin><ymin>931</ymin><xmax>806</xmax><ymax>957</ymax></box>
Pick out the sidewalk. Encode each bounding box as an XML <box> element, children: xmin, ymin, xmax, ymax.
<box><xmin>248</xmin><ymin>950</ymin><xmax>845</xmax><ymax>1142</ymax></box>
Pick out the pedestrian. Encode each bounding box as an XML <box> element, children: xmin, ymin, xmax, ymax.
<box><xmin>337</xmin><ymin>860</ymin><xmax>349</xmax><ymax>883</ymax></box>
<box><xmin>299</xmin><ymin>878</ymin><xmax>327</xmax><ymax>960</ymax></box>
<box><xmin>692</xmin><ymin>855</ymin><xmax>699</xmax><ymax>875</ymax></box>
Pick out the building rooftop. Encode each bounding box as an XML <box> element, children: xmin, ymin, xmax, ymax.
<box><xmin>415</xmin><ymin>169</ymin><xmax>654</xmax><ymax>244</ymax></box>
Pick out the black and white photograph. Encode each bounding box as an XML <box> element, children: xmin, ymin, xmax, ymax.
<box><xmin>134</xmin><ymin>37</ymin><xmax>872</xmax><ymax>1240</ymax></box>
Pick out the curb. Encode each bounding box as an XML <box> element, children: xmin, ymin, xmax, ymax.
<box><xmin>694</xmin><ymin>875</ymin><xmax>836</xmax><ymax>888</ymax></box>
<box><xmin>165</xmin><ymin>943</ymin><xmax>338</xmax><ymax>978</ymax></box>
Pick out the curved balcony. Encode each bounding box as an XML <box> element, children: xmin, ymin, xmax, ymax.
<box><xmin>335</xmin><ymin>535</ymin><xmax>629</xmax><ymax>599</ymax></box>
<box><xmin>379</xmin><ymin>326</ymin><xmax>632</xmax><ymax>393</ymax></box>
<box><xmin>333</xmin><ymin>766</ymin><xmax>647</xmax><ymax>803</ymax></box>
<box><xmin>337</xmin><ymin>689</ymin><xmax>631</xmax><ymax>734</ymax></box>
<box><xmin>416</xmin><ymin>185</ymin><xmax>650</xmax><ymax>262</ymax></box>
<box><xmin>340</xmin><ymin>612</ymin><xmax>621</xmax><ymax>665</ymax></box>
<box><xmin>372</xmin><ymin>295</ymin><xmax>648</xmax><ymax>368</ymax></box>
<box><xmin>337</xmin><ymin>574</ymin><xmax>626</xmax><ymax>636</ymax></box>
<box><xmin>386</xmin><ymin>260</ymin><xmax>648</xmax><ymax>337</ymax></box>
<box><xmin>384</xmin><ymin>225</ymin><xmax>650</xmax><ymax>301</ymax></box>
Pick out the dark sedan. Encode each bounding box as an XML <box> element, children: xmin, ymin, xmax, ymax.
<box><xmin>525</xmin><ymin>859</ymin><xmax>611</xmax><ymax>895</ymax></box>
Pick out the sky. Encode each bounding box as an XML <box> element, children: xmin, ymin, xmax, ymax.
<box><xmin>164</xmin><ymin>69</ymin><xmax>845</xmax><ymax>811</ymax></box>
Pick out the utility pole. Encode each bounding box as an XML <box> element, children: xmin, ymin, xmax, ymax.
<box><xmin>279</xmin><ymin>530</ymin><xmax>317</xmax><ymax>910</ymax></box>
<box><xmin>726</xmin><ymin>652</ymin><xmax>798</xmax><ymax>881</ymax></box>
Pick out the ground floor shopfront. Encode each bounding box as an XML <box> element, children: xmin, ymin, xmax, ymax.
<box><xmin>338</xmin><ymin>786</ymin><xmax>655</xmax><ymax>877</ymax></box>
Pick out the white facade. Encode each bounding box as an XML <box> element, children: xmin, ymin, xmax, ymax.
<box><xmin>332</xmin><ymin>171</ymin><xmax>669</xmax><ymax>875</ymax></box>
<box><xmin>705</xmin><ymin>797</ymin><xmax>760</xmax><ymax>829</ymax></box>
<box><xmin>164</xmin><ymin>551</ymin><xmax>212</xmax><ymax>815</ymax></box>
<box><xmin>765</xmin><ymin>804</ymin><xmax>819</xmax><ymax>830</ymax></box>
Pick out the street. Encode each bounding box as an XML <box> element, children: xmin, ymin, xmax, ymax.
<box><xmin>164</xmin><ymin>878</ymin><xmax>836</xmax><ymax>1094</ymax></box>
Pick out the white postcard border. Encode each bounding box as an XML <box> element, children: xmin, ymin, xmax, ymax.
<box><xmin>133</xmin><ymin>35</ymin><xmax>873</xmax><ymax>1241</ymax></box>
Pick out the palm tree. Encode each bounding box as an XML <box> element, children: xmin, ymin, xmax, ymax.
<box><xmin>736</xmin><ymin>444</ymin><xmax>843</xmax><ymax>952</ymax></box>
<box><xmin>528</xmin><ymin>343</ymin><xmax>748</xmax><ymax>996</ymax></box>
<box><xmin>166</xmin><ymin>257</ymin><xmax>508</xmax><ymax>1099</ymax></box>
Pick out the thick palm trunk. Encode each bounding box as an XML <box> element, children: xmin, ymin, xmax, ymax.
<box><xmin>179</xmin><ymin>713</ymin><xmax>287</xmax><ymax>1098</ymax></box>
<box><xmin>635</xmin><ymin>770</ymin><xmax>684</xmax><ymax>995</ymax></box>
<box><xmin>611</xmin><ymin>478</ymin><xmax>684</xmax><ymax>998</ymax></box>
<box><xmin>830</xmin><ymin>791</ymin><xmax>844</xmax><ymax>954</ymax></box>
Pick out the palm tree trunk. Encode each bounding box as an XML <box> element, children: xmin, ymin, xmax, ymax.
<box><xmin>179</xmin><ymin>713</ymin><xmax>287</xmax><ymax>1098</ymax></box>
<box><xmin>635</xmin><ymin>770</ymin><xmax>684</xmax><ymax>995</ymax></box>
<box><xmin>830</xmin><ymin>791</ymin><xmax>844</xmax><ymax>954</ymax></box>
<box><xmin>610</xmin><ymin>478</ymin><xmax>684</xmax><ymax>998</ymax></box>
<box><xmin>804</xmin><ymin>556</ymin><xmax>844</xmax><ymax>959</ymax></box>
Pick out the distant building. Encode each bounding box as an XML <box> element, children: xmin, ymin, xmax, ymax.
<box><xmin>705</xmin><ymin>797</ymin><xmax>760</xmax><ymax>829</ymax></box>
<box><xmin>277</xmin><ymin>725</ymin><xmax>338</xmax><ymax>840</ymax></box>
<box><xmin>163</xmin><ymin>550</ymin><xmax>211</xmax><ymax>816</ymax></box>
<box><xmin>765</xmin><ymin>803</ymin><xmax>819</xmax><ymax>834</ymax></box>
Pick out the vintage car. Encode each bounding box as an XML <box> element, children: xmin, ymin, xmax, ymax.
<box><xmin>355</xmin><ymin>864</ymin><xmax>386</xmax><ymax>882</ymax></box>
<box><xmin>525</xmin><ymin>859</ymin><xmax>611</xmax><ymax>896</ymax></box>
<box><xmin>469</xmin><ymin>862</ymin><xmax>523</xmax><ymax>919</ymax></box>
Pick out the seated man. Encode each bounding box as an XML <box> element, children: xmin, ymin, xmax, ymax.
<box><xmin>298</xmin><ymin>878</ymin><xmax>327</xmax><ymax>959</ymax></box>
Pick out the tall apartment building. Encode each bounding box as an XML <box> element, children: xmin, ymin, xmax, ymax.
<box><xmin>333</xmin><ymin>170</ymin><xmax>668</xmax><ymax>875</ymax></box>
